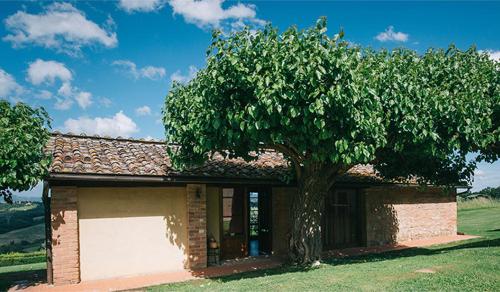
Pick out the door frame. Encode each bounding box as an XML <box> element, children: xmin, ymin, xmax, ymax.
<box><xmin>217</xmin><ymin>185</ymin><xmax>273</xmax><ymax>259</ymax></box>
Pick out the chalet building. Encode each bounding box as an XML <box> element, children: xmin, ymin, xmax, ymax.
<box><xmin>44</xmin><ymin>133</ymin><xmax>457</xmax><ymax>285</ymax></box>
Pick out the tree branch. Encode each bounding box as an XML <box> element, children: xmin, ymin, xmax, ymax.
<box><xmin>263</xmin><ymin>143</ymin><xmax>304</xmax><ymax>180</ymax></box>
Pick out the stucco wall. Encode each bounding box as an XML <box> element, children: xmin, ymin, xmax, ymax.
<box><xmin>272</xmin><ymin>187</ymin><xmax>296</xmax><ymax>256</ymax></box>
<box><xmin>364</xmin><ymin>186</ymin><xmax>457</xmax><ymax>246</ymax></box>
<box><xmin>206</xmin><ymin>187</ymin><xmax>220</xmax><ymax>244</ymax></box>
<box><xmin>78</xmin><ymin>187</ymin><xmax>188</xmax><ymax>281</ymax></box>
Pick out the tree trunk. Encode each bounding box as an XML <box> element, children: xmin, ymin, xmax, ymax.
<box><xmin>288</xmin><ymin>165</ymin><xmax>329</xmax><ymax>265</ymax></box>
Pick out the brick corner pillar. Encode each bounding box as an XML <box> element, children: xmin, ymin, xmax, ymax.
<box><xmin>186</xmin><ymin>184</ymin><xmax>207</xmax><ymax>269</ymax></box>
<box><xmin>50</xmin><ymin>186</ymin><xmax>80</xmax><ymax>285</ymax></box>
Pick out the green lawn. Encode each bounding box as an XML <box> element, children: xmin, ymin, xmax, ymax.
<box><xmin>0</xmin><ymin>256</ymin><xmax>45</xmax><ymax>291</ymax></box>
<box><xmin>150</xmin><ymin>201</ymin><xmax>500</xmax><ymax>291</ymax></box>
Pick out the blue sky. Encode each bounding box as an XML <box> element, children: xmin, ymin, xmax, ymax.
<box><xmin>0</xmin><ymin>1</ymin><xmax>499</xmax><ymax>196</ymax></box>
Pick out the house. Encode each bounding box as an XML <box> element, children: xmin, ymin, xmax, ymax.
<box><xmin>44</xmin><ymin>133</ymin><xmax>457</xmax><ymax>285</ymax></box>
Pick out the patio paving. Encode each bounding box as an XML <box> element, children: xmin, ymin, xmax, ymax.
<box><xmin>10</xmin><ymin>234</ymin><xmax>477</xmax><ymax>292</ymax></box>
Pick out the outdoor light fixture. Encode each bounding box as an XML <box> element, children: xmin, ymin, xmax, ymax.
<box><xmin>195</xmin><ymin>187</ymin><xmax>201</xmax><ymax>199</ymax></box>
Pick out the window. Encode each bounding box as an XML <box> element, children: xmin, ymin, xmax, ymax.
<box><xmin>249</xmin><ymin>192</ymin><xmax>259</xmax><ymax>237</ymax></box>
<box><xmin>222</xmin><ymin>188</ymin><xmax>244</xmax><ymax>236</ymax></box>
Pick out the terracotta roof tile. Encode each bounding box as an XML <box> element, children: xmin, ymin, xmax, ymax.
<box><xmin>46</xmin><ymin>133</ymin><xmax>382</xmax><ymax>183</ymax></box>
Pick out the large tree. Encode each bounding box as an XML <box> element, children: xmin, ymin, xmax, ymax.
<box><xmin>163</xmin><ymin>18</ymin><xmax>499</xmax><ymax>264</ymax></box>
<box><xmin>0</xmin><ymin>101</ymin><xmax>51</xmax><ymax>203</ymax></box>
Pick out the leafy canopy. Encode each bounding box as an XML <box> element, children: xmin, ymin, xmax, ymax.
<box><xmin>164</xmin><ymin>18</ymin><xmax>499</xmax><ymax>185</ymax></box>
<box><xmin>0</xmin><ymin>101</ymin><xmax>51</xmax><ymax>203</ymax></box>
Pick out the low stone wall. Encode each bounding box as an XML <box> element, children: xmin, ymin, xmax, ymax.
<box><xmin>364</xmin><ymin>186</ymin><xmax>457</xmax><ymax>246</ymax></box>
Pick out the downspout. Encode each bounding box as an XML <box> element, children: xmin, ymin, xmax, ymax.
<box><xmin>42</xmin><ymin>181</ymin><xmax>53</xmax><ymax>285</ymax></box>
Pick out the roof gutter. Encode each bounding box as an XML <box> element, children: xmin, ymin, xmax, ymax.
<box><xmin>47</xmin><ymin>173</ymin><xmax>292</xmax><ymax>186</ymax></box>
<box><xmin>47</xmin><ymin>173</ymin><xmax>468</xmax><ymax>189</ymax></box>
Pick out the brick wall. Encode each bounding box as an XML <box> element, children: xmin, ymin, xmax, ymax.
<box><xmin>364</xmin><ymin>186</ymin><xmax>457</xmax><ymax>246</ymax></box>
<box><xmin>50</xmin><ymin>186</ymin><xmax>80</xmax><ymax>285</ymax></box>
<box><xmin>186</xmin><ymin>184</ymin><xmax>207</xmax><ymax>269</ymax></box>
<box><xmin>272</xmin><ymin>187</ymin><xmax>296</xmax><ymax>256</ymax></box>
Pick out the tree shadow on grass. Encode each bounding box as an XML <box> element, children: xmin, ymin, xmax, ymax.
<box><xmin>205</xmin><ymin>237</ymin><xmax>499</xmax><ymax>284</ymax></box>
<box><xmin>322</xmin><ymin>237</ymin><xmax>500</xmax><ymax>267</ymax></box>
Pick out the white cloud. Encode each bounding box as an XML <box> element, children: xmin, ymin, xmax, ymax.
<box><xmin>62</xmin><ymin>111</ymin><xmax>139</xmax><ymax>137</ymax></box>
<box><xmin>168</xmin><ymin>0</ymin><xmax>265</xmax><ymax>30</ymax></box>
<box><xmin>375</xmin><ymin>26</ymin><xmax>409</xmax><ymax>42</ymax></box>
<box><xmin>3</xmin><ymin>2</ymin><xmax>117</xmax><ymax>55</ymax></box>
<box><xmin>472</xmin><ymin>163</ymin><xmax>500</xmax><ymax>191</ymax></box>
<box><xmin>99</xmin><ymin>97</ymin><xmax>112</xmax><ymax>107</ymax></box>
<box><xmin>112</xmin><ymin>60</ymin><xmax>166</xmax><ymax>80</ymax></box>
<box><xmin>54</xmin><ymin>98</ymin><xmax>74</xmax><ymax>110</ymax></box>
<box><xmin>27</xmin><ymin>59</ymin><xmax>72</xmax><ymax>85</ymax></box>
<box><xmin>36</xmin><ymin>90</ymin><xmax>53</xmax><ymax>100</ymax></box>
<box><xmin>75</xmin><ymin>91</ymin><xmax>93</xmax><ymax>109</ymax></box>
<box><xmin>141</xmin><ymin>66</ymin><xmax>167</xmax><ymax>80</ymax></box>
<box><xmin>170</xmin><ymin>65</ymin><xmax>198</xmax><ymax>84</ymax></box>
<box><xmin>0</xmin><ymin>68</ymin><xmax>24</xmax><ymax>98</ymax></box>
<box><xmin>474</xmin><ymin>169</ymin><xmax>486</xmax><ymax>178</ymax></box>
<box><xmin>480</xmin><ymin>50</ymin><xmax>500</xmax><ymax>62</ymax></box>
<box><xmin>24</xmin><ymin>60</ymin><xmax>96</xmax><ymax>110</ymax></box>
<box><xmin>119</xmin><ymin>0</ymin><xmax>166</xmax><ymax>13</ymax></box>
<box><xmin>57</xmin><ymin>82</ymin><xmax>73</xmax><ymax>97</ymax></box>
<box><xmin>135</xmin><ymin>105</ymin><xmax>152</xmax><ymax>116</ymax></box>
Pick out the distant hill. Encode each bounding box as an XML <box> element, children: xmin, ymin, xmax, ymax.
<box><xmin>11</xmin><ymin>194</ymin><xmax>42</xmax><ymax>203</ymax></box>
<box><xmin>0</xmin><ymin>203</ymin><xmax>45</xmax><ymax>253</ymax></box>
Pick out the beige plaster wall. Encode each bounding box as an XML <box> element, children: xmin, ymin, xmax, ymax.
<box><xmin>78</xmin><ymin>187</ymin><xmax>187</xmax><ymax>281</ymax></box>
<box><xmin>206</xmin><ymin>187</ymin><xmax>220</xmax><ymax>244</ymax></box>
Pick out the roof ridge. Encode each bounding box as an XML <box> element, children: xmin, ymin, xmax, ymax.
<box><xmin>51</xmin><ymin>131</ymin><xmax>166</xmax><ymax>145</ymax></box>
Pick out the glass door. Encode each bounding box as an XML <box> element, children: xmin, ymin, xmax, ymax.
<box><xmin>248</xmin><ymin>188</ymin><xmax>272</xmax><ymax>256</ymax></box>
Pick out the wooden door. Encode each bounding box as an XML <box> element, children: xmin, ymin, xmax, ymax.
<box><xmin>322</xmin><ymin>189</ymin><xmax>362</xmax><ymax>249</ymax></box>
<box><xmin>221</xmin><ymin>187</ymin><xmax>247</xmax><ymax>259</ymax></box>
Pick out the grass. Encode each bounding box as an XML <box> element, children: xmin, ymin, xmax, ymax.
<box><xmin>0</xmin><ymin>251</ymin><xmax>45</xmax><ymax>267</ymax></box>
<box><xmin>0</xmin><ymin>254</ymin><xmax>46</xmax><ymax>291</ymax></box>
<box><xmin>457</xmin><ymin>197</ymin><xmax>500</xmax><ymax>210</ymax></box>
<box><xmin>150</xmin><ymin>200</ymin><xmax>500</xmax><ymax>291</ymax></box>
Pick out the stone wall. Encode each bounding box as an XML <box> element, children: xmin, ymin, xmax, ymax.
<box><xmin>186</xmin><ymin>184</ymin><xmax>207</xmax><ymax>269</ymax></box>
<box><xmin>364</xmin><ymin>186</ymin><xmax>457</xmax><ymax>246</ymax></box>
<box><xmin>50</xmin><ymin>186</ymin><xmax>80</xmax><ymax>285</ymax></box>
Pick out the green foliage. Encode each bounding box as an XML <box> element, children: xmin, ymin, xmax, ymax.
<box><xmin>164</xmin><ymin>17</ymin><xmax>499</xmax><ymax>186</ymax></box>
<box><xmin>0</xmin><ymin>251</ymin><xmax>45</xmax><ymax>267</ymax></box>
<box><xmin>475</xmin><ymin>186</ymin><xmax>500</xmax><ymax>198</ymax></box>
<box><xmin>0</xmin><ymin>101</ymin><xmax>51</xmax><ymax>203</ymax></box>
<box><xmin>459</xmin><ymin>185</ymin><xmax>500</xmax><ymax>200</ymax></box>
